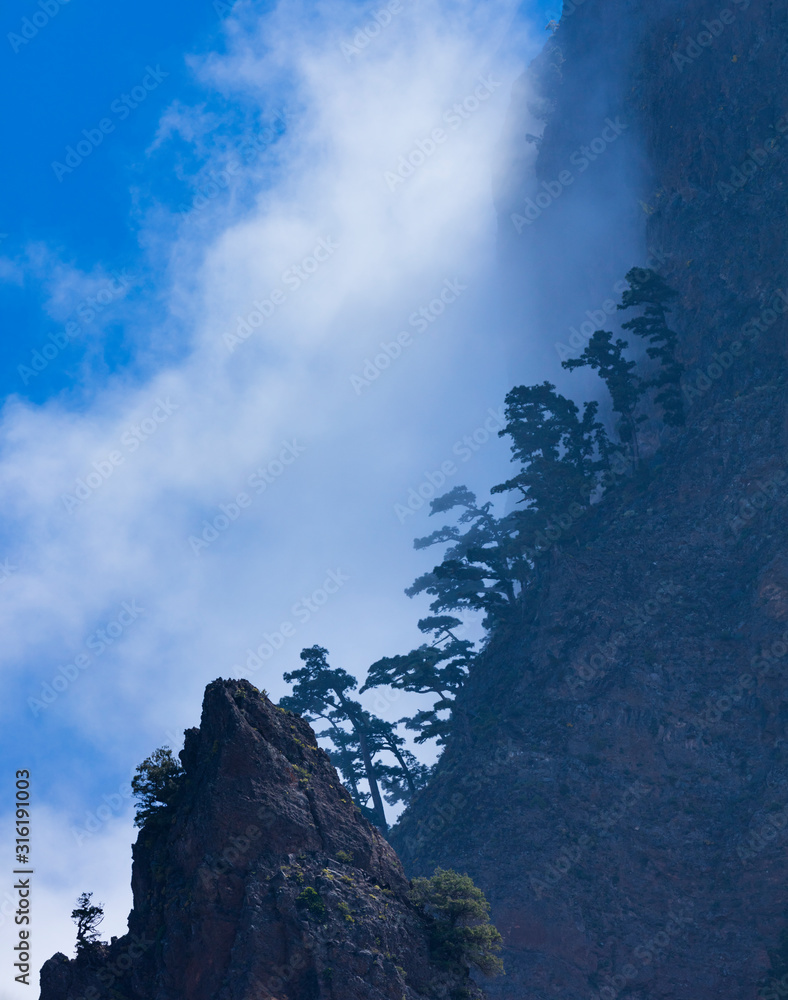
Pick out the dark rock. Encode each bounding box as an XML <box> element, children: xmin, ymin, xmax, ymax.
<box><xmin>393</xmin><ymin>1</ymin><xmax>788</xmax><ymax>998</ymax></box>
<box><xmin>39</xmin><ymin>680</ymin><xmax>481</xmax><ymax>1000</ymax></box>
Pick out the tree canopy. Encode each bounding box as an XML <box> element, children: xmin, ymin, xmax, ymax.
<box><xmin>619</xmin><ymin>266</ymin><xmax>685</xmax><ymax>428</ymax></box>
<box><xmin>404</xmin><ymin>486</ymin><xmax>529</xmax><ymax>631</ymax></box>
<box><xmin>70</xmin><ymin>892</ymin><xmax>104</xmax><ymax>954</ymax></box>
<box><xmin>131</xmin><ymin>746</ymin><xmax>184</xmax><ymax>828</ymax></box>
<box><xmin>281</xmin><ymin>267</ymin><xmax>685</xmax><ymax>792</ymax></box>
<box><xmin>281</xmin><ymin>645</ymin><xmax>429</xmax><ymax>831</ymax></box>
<box><xmin>362</xmin><ymin>615</ymin><xmax>473</xmax><ymax>747</ymax></box>
<box><xmin>562</xmin><ymin>332</ymin><xmax>645</xmax><ymax>464</ymax></box>
<box><xmin>410</xmin><ymin>868</ymin><xmax>504</xmax><ymax>977</ymax></box>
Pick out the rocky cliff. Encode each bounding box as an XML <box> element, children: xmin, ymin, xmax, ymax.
<box><xmin>39</xmin><ymin>680</ymin><xmax>481</xmax><ymax>1000</ymax></box>
<box><xmin>392</xmin><ymin>1</ymin><xmax>788</xmax><ymax>998</ymax></box>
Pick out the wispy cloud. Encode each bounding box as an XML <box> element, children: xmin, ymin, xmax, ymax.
<box><xmin>1</xmin><ymin>0</ymin><xmax>546</xmax><ymax>964</ymax></box>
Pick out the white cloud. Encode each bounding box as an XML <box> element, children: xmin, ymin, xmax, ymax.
<box><xmin>4</xmin><ymin>0</ymin><xmax>548</xmax><ymax>973</ymax></box>
<box><xmin>0</xmin><ymin>803</ymin><xmax>135</xmax><ymax>996</ymax></box>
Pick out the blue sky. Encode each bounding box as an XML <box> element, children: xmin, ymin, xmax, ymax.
<box><xmin>1</xmin><ymin>0</ymin><xmax>558</xmax><ymax>405</ymax></box>
<box><xmin>0</xmin><ymin>0</ymin><xmax>562</xmax><ymax>983</ymax></box>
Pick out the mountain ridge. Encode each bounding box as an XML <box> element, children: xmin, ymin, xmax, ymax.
<box><xmin>39</xmin><ymin>679</ymin><xmax>485</xmax><ymax>1000</ymax></box>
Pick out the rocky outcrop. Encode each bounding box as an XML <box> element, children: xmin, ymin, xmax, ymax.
<box><xmin>392</xmin><ymin>1</ymin><xmax>788</xmax><ymax>998</ymax></box>
<box><xmin>40</xmin><ymin>680</ymin><xmax>481</xmax><ymax>1000</ymax></box>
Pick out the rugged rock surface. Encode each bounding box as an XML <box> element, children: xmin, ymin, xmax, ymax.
<box><xmin>40</xmin><ymin>680</ymin><xmax>480</xmax><ymax>1000</ymax></box>
<box><xmin>392</xmin><ymin>1</ymin><xmax>788</xmax><ymax>999</ymax></box>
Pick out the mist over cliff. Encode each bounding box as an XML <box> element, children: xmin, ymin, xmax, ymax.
<box><xmin>392</xmin><ymin>2</ymin><xmax>788</xmax><ymax>999</ymax></box>
<box><xmin>27</xmin><ymin>0</ymin><xmax>788</xmax><ymax>998</ymax></box>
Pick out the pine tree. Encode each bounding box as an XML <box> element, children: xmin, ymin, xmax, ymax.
<box><xmin>131</xmin><ymin>747</ymin><xmax>184</xmax><ymax>828</ymax></box>
<box><xmin>363</xmin><ymin>714</ymin><xmax>431</xmax><ymax>806</ymax></box>
<box><xmin>70</xmin><ymin>892</ymin><xmax>104</xmax><ymax>955</ymax></box>
<box><xmin>316</xmin><ymin>714</ymin><xmax>366</xmax><ymax>806</ymax></box>
<box><xmin>491</xmin><ymin>381</ymin><xmax>607</xmax><ymax>543</ymax></box>
<box><xmin>361</xmin><ymin>616</ymin><xmax>473</xmax><ymax>747</ymax></box>
<box><xmin>405</xmin><ymin>486</ymin><xmax>529</xmax><ymax>631</ymax></box>
<box><xmin>410</xmin><ymin>868</ymin><xmax>504</xmax><ymax>977</ymax></box>
<box><xmin>618</xmin><ymin>266</ymin><xmax>685</xmax><ymax>427</ymax></box>
<box><xmin>282</xmin><ymin>646</ymin><xmax>428</xmax><ymax>829</ymax></box>
<box><xmin>562</xmin><ymin>332</ymin><xmax>646</xmax><ymax>465</ymax></box>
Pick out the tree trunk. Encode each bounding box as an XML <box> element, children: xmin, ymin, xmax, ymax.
<box><xmin>326</xmin><ymin>718</ymin><xmax>362</xmax><ymax>805</ymax></box>
<box><xmin>337</xmin><ymin>694</ymin><xmax>388</xmax><ymax>833</ymax></box>
<box><xmin>385</xmin><ymin>739</ymin><xmax>418</xmax><ymax>797</ymax></box>
<box><xmin>356</xmin><ymin>726</ymin><xmax>388</xmax><ymax>832</ymax></box>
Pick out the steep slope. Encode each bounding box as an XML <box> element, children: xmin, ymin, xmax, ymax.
<box><xmin>392</xmin><ymin>1</ymin><xmax>788</xmax><ymax>998</ymax></box>
<box><xmin>39</xmin><ymin>680</ymin><xmax>479</xmax><ymax>1000</ymax></box>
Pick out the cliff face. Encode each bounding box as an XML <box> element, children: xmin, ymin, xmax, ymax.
<box><xmin>40</xmin><ymin>680</ymin><xmax>478</xmax><ymax>1000</ymax></box>
<box><xmin>392</xmin><ymin>1</ymin><xmax>788</xmax><ymax>999</ymax></box>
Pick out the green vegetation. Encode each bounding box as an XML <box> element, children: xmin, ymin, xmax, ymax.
<box><xmin>296</xmin><ymin>886</ymin><xmax>327</xmax><ymax>921</ymax></box>
<box><xmin>619</xmin><ymin>266</ymin><xmax>685</xmax><ymax>428</ymax></box>
<box><xmin>70</xmin><ymin>892</ymin><xmax>104</xmax><ymax>955</ymax></box>
<box><xmin>563</xmin><ymin>332</ymin><xmax>645</xmax><ymax>464</ymax></box>
<box><xmin>562</xmin><ymin>267</ymin><xmax>684</xmax><ymax>462</ymax></box>
<box><xmin>410</xmin><ymin>869</ymin><xmax>504</xmax><ymax>977</ymax></box>
<box><xmin>362</xmin><ymin>614</ymin><xmax>473</xmax><ymax>747</ymax></box>
<box><xmin>404</xmin><ymin>486</ymin><xmax>530</xmax><ymax>630</ymax></box>
<box><xmin>281</xmin><ymin>646</ymin><xmax>430</xmax><ymax>831</ymax></box>
<box><xmin>279</xmin><ymin>267</ymin><xmax>684</xmax><ymax>822</ymax></box>
<box><xmin>131</xmin><ymin>746</ymin><xmax>185</xmax><ymax>827</ymax></box>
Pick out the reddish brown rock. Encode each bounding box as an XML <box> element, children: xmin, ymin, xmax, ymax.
<box><xmin>393</xmin><ymin>2</ymin><xmax>788</xmax><ymax>997</ymax></box>
<box><xmin>40</xmin><ymin>679</ymin><xmax>480</xmax><ymax>1000</ymax></box>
